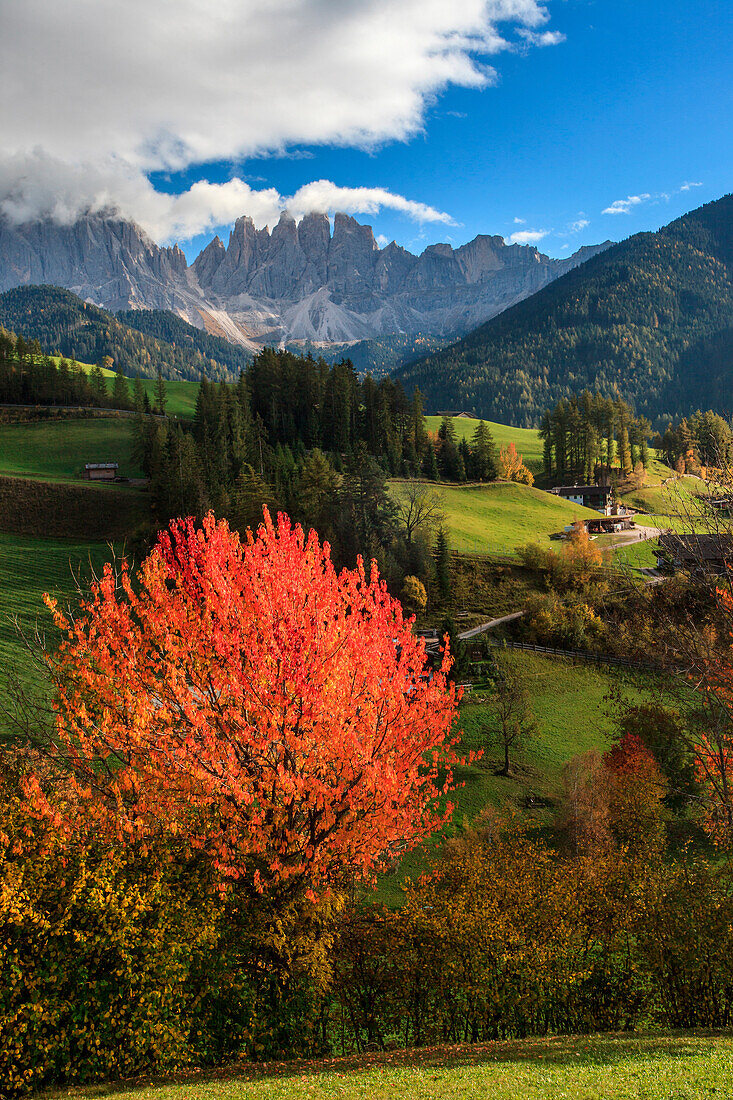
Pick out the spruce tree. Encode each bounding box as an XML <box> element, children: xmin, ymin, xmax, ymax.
<box><xmin>435</xmin><ymin>526</ymin><xmax>451</xmax><ymax>606</ymax></box>
<box><xmin>133</xmin><ymin>375</ymin><xmax>145</xmax><ymax>412</ymax></box>
<box><xmin>471</xmin><ymin>420</ymin><xmax>498</xmax><ymax>481</ymax></box>
<box><xmin>112</xmin><ymin>370</ymin><xmax>130</xmax><ymax>409</ymax></box>
<box><xmin>89</xmin><ymin>364</ymin><xmax>107</xmax><ymax>405</ymax></box>
<box><xmin>423</xmin><ymin>441</ymin><xmax>440</xmax><ymax>481</ymax></box>
<box><xmin>155</xmin><ymin>369</ymin><xmax>167</xmax><ymax>415</ymax></box>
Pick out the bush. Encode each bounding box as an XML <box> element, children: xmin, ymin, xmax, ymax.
<box><xmin>0</xmin><ymin>763</ymin><xmax>335</xmax><ymax>1097</ymax></box>
<box><xmin>333</xmin><ymin>827</ymin><xmax>733</xmax><ymax>1051</ymax></box>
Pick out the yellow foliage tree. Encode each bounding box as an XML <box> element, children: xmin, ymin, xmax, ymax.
<box><xmin>497</xmin><ymin>441</ymin><xmax>534</xmax><ymax>485</ymax></box>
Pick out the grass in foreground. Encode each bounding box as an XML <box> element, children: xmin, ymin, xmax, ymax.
<box><xmin>47</xmin><ymin>1032</ymin><xmax>733</xmax><ymax>1099</ymax></box>
<box><xmin>391</xmin><ymin>480</ymin><xmax>599</xmax><ymax>556</ymax></box>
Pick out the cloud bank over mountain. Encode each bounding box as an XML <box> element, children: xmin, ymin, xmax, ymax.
<box><xmin>0</xmin><ymin>0</ymin><xmax>560</xmax><ymax>241</ymax></box>
<box><xmin>0</xmin><ymin>153</ymin><xmax>455</xmax><ymax>242</ymax></box>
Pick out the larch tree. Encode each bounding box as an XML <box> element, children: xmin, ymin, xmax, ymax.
<box><xmin>28</xmin><ymin>510</ymin><xmax>463</xmax><ymax>898</ymax></box>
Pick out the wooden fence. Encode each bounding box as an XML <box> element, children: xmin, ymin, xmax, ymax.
<box><xmin>488</xmin><ymin>639</ymin><xmax>664</xmax><ymax>674</ymax></box>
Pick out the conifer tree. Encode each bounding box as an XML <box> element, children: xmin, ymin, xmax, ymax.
<box><xmin>155</xmin><ymin>369</ymin><xmax>167</xmax><ymax>415</ymax></box>
<box><xmin>89</xmin><ymin>363</ymin><xmax>107</xmax><ymax>405</ymax></box>
<box><xmin>435</xmin><ymin>526</ymin><xmax>451</xmax><ymax>606</ymax></box>
<box><xmin>471</xmin><ymin>420</ymin><xmax>498</xmax><ymax>481</ymax></box>
<box><xmin>112</xmin><ymin>369</ymin><xmax>130</xmax><ymax>409</ymax></box>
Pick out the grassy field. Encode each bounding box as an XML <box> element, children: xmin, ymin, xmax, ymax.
<box><xmin>606</xmin><ymin>536</ymin><xmax>659</xmax><ymax>569</ymax></box>
<box><xmin>139</xmin><ymin>378</ymin><xmax>200</xmax><ymax>418</ymax></box>
<box><xmin>621</xmin><ymin>476</ymin><xmax>703</xmax><ymax>516</ymax></box>
<box><xmin>0</xmin><ymin>533</ymin><xmax>114</xmax><ymax>731</ymax></box>
<box><xmin>48</xmin><ymin>1032</ymin><xmax>733</xmax><ymax>1099</ymax></box>
<box><xmin>391</xmin><ymin>480</ymin><xmax>599</xmax><ymax>556</ymax></box>
<box><xmin>424</xmin><ymin>414</ymin><xmax>544</xmax><ymax>473</ymax></box>
<box><xmin>0</xmin><ymin>419</ymin><xmax>142</xmax><ymax>481</ymax></box>
<box><xmin>377</xmin><ymin>650</ymin><xmax>662</xmax><ymax>900</ymax></box>
<box><xmin>66</xmin><ymin>356</ymin><xmax>201</xmax><ymax>418</ymax></box>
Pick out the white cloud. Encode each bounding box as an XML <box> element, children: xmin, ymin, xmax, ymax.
<box><xmin>0</xmin><ymin>152</ymin><xmax>454</xmax><ymax>242</ymax></box>
<box><xmin>508</xmin><ymin>228</ymin><xmax>548</xmax><ymax>245</ymax></box>
<box><xmin>376</xmin><ymin>234</ymin><xmax>391</xmax><ymax>248</ymax></box>
<box><xmin>680</xmin><ymin>180</ymin><xmax>703</xmax><ymax>192</ymax></box>
<box><xmin>1</xmin><ymin>0</ymin><xmax>558</xmax><ymax>171</ymax></box>
<box><xmin>517</xmin><ymin>28</ymin><xmax>566</xmax><ymax>47</ymax></box>
<box><xmin>513</xmin><ymin>216</ymin><xmax>526</xmax><ymax>224</ymax></box>
<box><xmin>569</xmin><ymin>218</ymin><xmax>589</xmax><ymax>232</ymax></box>
<box><xmin>0</xmin><ymin>1</ymin><xmax>562</xmax><ymax>241</ymax></box>
<box><xmin>602</xmin><ymin>193</ymin><xmax>651</xmax><ymax>215</ymax></box>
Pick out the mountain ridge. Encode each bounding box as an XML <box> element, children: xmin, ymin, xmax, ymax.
<box><xmin>0</xmin><ymin>209</ymin><xmax>611</xmax><ymax>352</ymax></box>
<box><xmin>394</xmin><ymin>194</ymin><xmax>733</xmax><ymax>426</ymax></box>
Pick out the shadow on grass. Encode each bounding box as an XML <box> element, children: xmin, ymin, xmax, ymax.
<box><xmin>49</xmin><ymin>1030</ymin><xmax>733</xmax><ymax>1098</ymax></box>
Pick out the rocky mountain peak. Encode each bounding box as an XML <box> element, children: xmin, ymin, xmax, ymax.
<box><xmin>0</xmin><ymin>208</ymin><xmax>612</xmax><ymax>350</ymax></box>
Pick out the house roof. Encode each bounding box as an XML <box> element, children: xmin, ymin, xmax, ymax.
<box><xmin>658</xmin><ymin>532</ymin><xmax>733</xmax><ymax>562</ymax></box>
<box><xmin>84</xmin><ymin>462</ymin><xmax>119</xmax><ymax>470</ymax></box>
<box><xmin>550</xmin><ymin>484</ymin><xmax>612</xmax><ymax>496</ymax></box>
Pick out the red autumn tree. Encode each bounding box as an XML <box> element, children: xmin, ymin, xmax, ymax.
<box><xmin>605</xmin><ymin>733</ymin><xmax>668</xmax><ymax>853</ymax></box>
<box><xmin>27</xmin><ymin>511</ymin><xmax>461</xmax><ymax>896</ymax></box>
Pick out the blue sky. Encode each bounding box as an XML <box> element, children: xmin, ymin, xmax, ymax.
<box><xmin>149</xmin><ymin>0</ymin><xmax>733</xmax><ymax>261</ymax></box>
<box><xmin>3</xmin><ymin>0</ymin><xmax>731</xmax><ymax>260</ymax></box>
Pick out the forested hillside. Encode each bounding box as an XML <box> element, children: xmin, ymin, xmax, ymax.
<box><xmin>0</xmin><ymin>286</ymin><xmax>238</xmax><ymax>382</ymax></box>
<box><xmin>299</xmin><ymin>332</ymin><xmax>451</xmax><ymax>378</ymax></box>
<box><xmin>116</xmin><ymin>307</ymin><xmax>251</xmax><ymax>374</ymax></box>
<box><xmin>396</xmin><ymin>195</ymin><xmax>733</xmax><ymax>426</ymax></box>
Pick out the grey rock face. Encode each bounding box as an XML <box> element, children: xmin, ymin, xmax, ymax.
<box><xmin>0</xmin><ymin>210</ymin><xmax>612</xmax><ymax>349</ymax></box>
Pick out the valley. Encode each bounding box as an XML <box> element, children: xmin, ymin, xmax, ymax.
<box><xmin>0</xmin><ymin>193</ymin><xmax>730</xmax><ymax>1100</ymax></box>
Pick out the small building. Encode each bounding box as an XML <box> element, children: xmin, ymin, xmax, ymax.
<box><xmin>586</xmin><ymin>516</ymin><xmax>635</xmax><ymax>534</ymax></box>
<box><xmin>83</xmin><ymin>462</ymin><xmax>118</xmax><ymax>481</ymax></box>
<box><xmin>549</xmin><ymin>484</ymin><xmax>614</xmax><ymax>514</ymax></box>
<box><xmin>657</xmin><ymin>532</ymin><xmax>733</xmax><ymax>575</ymax></box>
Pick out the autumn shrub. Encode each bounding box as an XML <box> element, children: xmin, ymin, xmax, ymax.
<box><xmin>0</xmin><ymin>759</ymin><xmax>342</xmax><ymax>1098</ymax></box>
<box><xmin>334</xmin><ymin>826</ymin><xmax>649</xmax><ymax>1050</ymax></box>
<box><xmin>634</xmin><ymin>854</ymin><xmax>733</xmax><ymax>1029</ymax></box>
<box><xmin>524</xmin><ymin>591</ymin><xmax>607</xmax><ymax>650</ymax></box>
<box><xmin>334</xmin><ymin>826</ymin><xmax>733</xmax><ymax>1049</ymax></box>
<box><xmin>0</xmin><ymin>765</ymin><xmax>218</xmax><ymax>1097</ymax></box>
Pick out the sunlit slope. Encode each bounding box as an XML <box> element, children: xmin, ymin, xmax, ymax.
<box><xmin>424</xmin><ymin>415</ymin><xmax>544</xmax><ymax>474</ymax></box>
<box><xmin>391</xmin><ymin>479</ymin><xmax>599</xmax><ymax>555</ymax></box>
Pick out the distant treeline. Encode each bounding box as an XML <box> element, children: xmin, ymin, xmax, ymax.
<box><xmin>136</xmin><ymin>367</ymin><xmax>435</xmax><ymax>600</ymax></box>
<box><xmin>0</xmin><ymin>326</ymin><xmax>135</xmax><ymax>409</ymax></box>
<box><xmin>539</xmin><ymin>392</ymin><xmax>651</xmax><ymax>483</ymax></box>
<box><xmin>134</xmin><ymin>349</ymin><xmax>512</xmax><ymax>600</ymax></box>
<box><xmin>0</xmin><ymin>285</ymin><xmax>240</xmax><ymax>382</ymax></box>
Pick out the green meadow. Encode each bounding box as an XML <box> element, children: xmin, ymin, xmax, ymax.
<box><xmin>0</xmin><ymin>533</ymin><xmax>114</xmax><ymax>731</ymax></box>
<box><xmin>391</xmin><ymin>479</ymin><xmax>599</xmax><ymax>556</ymax></box>
<box><xmin>75</xmin><ymin>358</ymin><xmax>200</xmax><ymax>418</ymax></box>
<box><xmin>0</xmin><ymin>419</ymin><xmax>141</xmax><ymax>481</ymax></box>
<box><xmin>424</xmin><ymin>414</ymin><xmax>545</xmax><ymax>473</ymax></box>
<box><xmin>375</xmin><ymin>650</ymin><xmax>662</xmax><ymax>901</ymax></box>
<box><xmin>47</xmin><ymin>1032</ymin><xmax>733</xmax><ymax>1100</ymax></box>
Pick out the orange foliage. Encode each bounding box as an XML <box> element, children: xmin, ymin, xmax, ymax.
<box><xmin>606</xmin><ymin>733</ymin><xmax>668</xmax><ymax>852</ymax></box>
<box><xmin>497</xmin><ymin>441</ymin><xmax>534</xmax><ymax>485</ymax></box>
<box><xmin>28</xmin><ymin>510</ymin><xmax>463</xmax><ymax>894</ymax></box>
<box><xmin>688</xmin><ymin>587</ymin><xmax>733</xmax><ymax>845</ymax></box>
